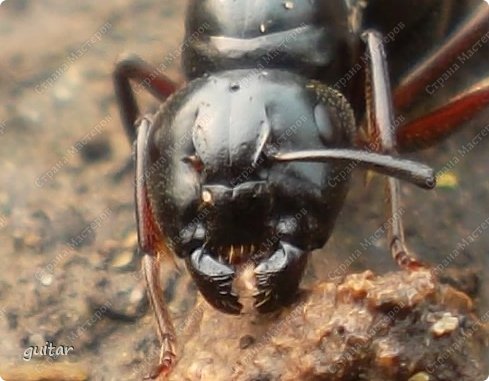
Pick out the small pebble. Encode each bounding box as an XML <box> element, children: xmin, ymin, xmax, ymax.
<box><xmin>40</xmin><ymin>273</ymin><xmax>54</xmax><ymax>286</ymax></box>
<box><xmin>437</xmin><ymin>172</ymin><xmax>458</xmax><ymax>189</ymax></box>
<box><xmin>129</xmin><ymin>285</ymin><xmax>146</xmax><ymax>306</ymax></box>
<box><xmin>111</xmin><ymin>250</ymin><xmax>134</xmax><ymax>269</ymax></box>
<box><xmin>431</xmin><ymin>312</ymin><xmax>459</xmax><ymax>337</ymax></box>
<box><xmin>239</xmin><ymin>335</ymin><xmax>255</xmax><ymax>349</ymax></box>
<box><xmin>408</xmin><ymin>372</ymin><xmax>430</xmax><ymax>381</ymax></box>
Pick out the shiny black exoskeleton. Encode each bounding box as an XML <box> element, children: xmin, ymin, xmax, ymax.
<box><xmin>147</xmin><ymin>69</ymin><xmax>355</xmax><ymax>313</ymax></box>
<box><xmin>152</xmin><ymin>0</ymin><xmax>358</xmax><ymax>314</ymax></box>
<box><xmin>136</xmin><ymin>0</ymin><xmax>442</xmax><ymax>314</ymax></box>
<box><xmin>114</xmin><ymin>1</ymin><xmax>489</xmax><ymax>376</ymax></box>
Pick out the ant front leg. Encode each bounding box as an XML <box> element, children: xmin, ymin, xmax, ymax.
<box><xmin>113</xmin><ymin>54</ymin><xmax>178</xmax><ymax>181</ymax></box>
<box><xmin>361</xmin><ymin>30</ymin><xmax>425</xmax><ymax>270</ymax></box>
<box><xmin>113</xmin><ymin>54</ymin><xmax>178</xmax><ymax>143</ymax></box>
<box><xmin>135</xmin><ymin>117</ymin><xmax>177</xmax><ymax>379</ymax></box>
<box><xmin>113</xmin><ymin>54</ymin><xmax>179</xmax><ymax>378</ymax></box>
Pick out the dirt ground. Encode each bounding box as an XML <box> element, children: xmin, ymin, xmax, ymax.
<box><xmin>0</xmin><ymin>1</ymin><xmax>488</xmax><ymax>380</ymax></box>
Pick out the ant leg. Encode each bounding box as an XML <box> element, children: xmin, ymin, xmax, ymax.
<box><xmin>393</xmin><ymin>3</ymin><xmax>489</xmax><ymax>110</ymax></box>
<box><xmin>113</xmin><ymin>54</ymin><xmax>177</xmax><ymax>143</ymax></box>
<box><xmin>136</xmin><ymin>117</ymin><xmax>177</xmax><ymax>379</ymax></box>
<box><xmin>362</xmin><ymin>30</ymin><xmax>425</xmax><ymax>270</ymax></box>
<box><xmin>397</xmin><ymin>78</ymin><xmax>489</xmax><ymax>152</ymax></box>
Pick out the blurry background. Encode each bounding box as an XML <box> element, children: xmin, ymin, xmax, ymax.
<box><xmin>0</xmin><ymin>0</ymin><xmax>487</xmax><ymax>379</ymax></box>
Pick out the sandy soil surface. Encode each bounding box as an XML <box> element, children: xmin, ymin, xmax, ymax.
<box><xmin>0</xmin><ymin>1</ymin><xmax>488</xmax><ymax>380</ymax></box>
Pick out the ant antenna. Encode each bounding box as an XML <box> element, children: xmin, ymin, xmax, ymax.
<box><xmin>272</xmin><ymin>149</ymin><xmax>436</xmax><ymax>189</ymax></box>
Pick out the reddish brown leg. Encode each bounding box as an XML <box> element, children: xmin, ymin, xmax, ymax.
<box><xmin>397</xmin><ymin>78</ymin><xmax>489</xmax><ymax>152</ymax></box>
<box><xmin>135</xmin><ymin>117</ymin><xmax>177</xmax><ymax>379</ymax></box>
<box><xmin>113</xmin><ymin>54</ymin><xmax>177</xmax><ymax>143</ymax></box>
<box><xmin>362</xmin><ymin>30</ymin><xmax>425</xmax><ymax>270</ymax></box>
<box><xmin>393</xmin><ymin>3</ymin><xmax>489</xmax><ymax>110</ymax></box>
<box><xmin>113</xmin><ymin>55</ymin><xmax>179</xmax><ymax>378</ymax></box>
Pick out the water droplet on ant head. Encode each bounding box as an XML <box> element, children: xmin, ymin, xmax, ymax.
<box><xmin>260</xmin><ymin>23</ymin><xmax>266</xmax><ymax>33</ymax></box>
<box><xmin>202</xmin><ymin>190</ymin><xmax>213</xmax><ymax>204</ymax></box>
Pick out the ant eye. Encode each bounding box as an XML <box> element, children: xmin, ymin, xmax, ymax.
<box><xmin>183</xmin><ymin>155</ymin><xmax>204</xmax><ymax>173</ymax></box>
